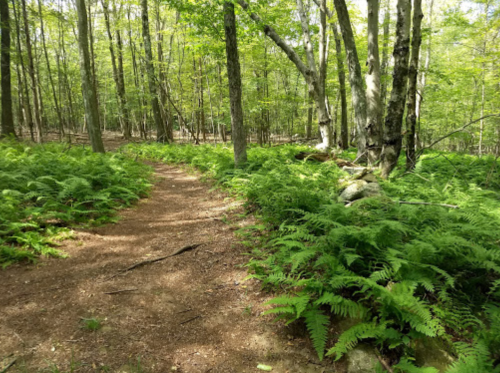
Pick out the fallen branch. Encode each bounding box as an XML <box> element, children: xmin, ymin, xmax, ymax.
<box><xmin>375</xmin><ymin>350</ymin><xmax>394</xmax><ymax>373</ymax></box>
<box><xmin>0</xmin><ymin>358</ymin><xmax>17</xmax><ymax>373</ymax></box>
<box><xmin>180</xmin><ymin>315</ymin><xmax>201</xmax><ymax>325</ymax></box>
<box><xmin>418</xmin><ymin>114</ymin><xmax>500</xmax><ymax>155</ymax></box>
<box><xmin>104</xmin><ymin>288</ymin><xmax>138</xmax><ymax>295</ymax></box>
<box><xmin>398</xmin><ymin>201</ymin><xmax>459</xmax><ymax>209</ymax></box>
<box><xmin>106</xmin><ymin>243</ymin><xmax>203</xmax><ymax>280</ymax></box>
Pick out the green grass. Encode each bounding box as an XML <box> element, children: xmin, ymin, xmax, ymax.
<box><xmin>0</xmin><ymin>141</ymin><xmax>152</xmax><ymax>267</ymax></box>
<box><xmin>123</xmin><ymin>142</ymin><xmax>500</xmax><ymax>372</ymax></box>
<box><xmin>80</xmin><ymin>317</ymin><xmax>103</xmax><ymax>331</ymax></box>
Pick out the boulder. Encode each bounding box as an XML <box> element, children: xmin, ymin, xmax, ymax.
<box><xmin>414</xmin><ymin>337</ymin><xmax>455</xmax><ymax>372</ymax></box>
<box><xmin>346</xmin><ymin>344</ymin><xmax>379</xmax><ymax>373</ymax></box>
<box><xmin>340</xmin><ymin>180</ymin><xmax>382</xmax><ymax>202</ymax></box>
<box><xmin>342</xmin><ymin>166</ymin><xmax>367</xmax><ymax>175</ymax></box>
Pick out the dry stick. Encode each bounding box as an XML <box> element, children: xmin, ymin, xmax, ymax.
<box><xmin>106</xmin><ymin>243</ymin><xmax>203</xmax><ymax>280</ymax></box>
<box><xmin>375</xmin><ymin>352</ymin><xmax>394</xmax><ymax>373</ymax></box>
<box><xmin>398</xmin><ymin>201</ymin><xmax>459</xmax><ymax>209</ymax></box>
<box><xmin>418</xmin><ymin>113</ymin><xmax>500</xmax><ymax>155</ymax></box>
<box><xmin>0</xmin><ymin>358</ymin><xmax>17</xmax><ymax>373</ymax></box>
<box><xmin>179</xmin><ymin>315</ymin><xmax>201</xmax><ymax>325</ymax></box>
<box><xmin>104</xmin><ymin>288</ymin><xmax>138</xmax><ymax>295</ymax></box>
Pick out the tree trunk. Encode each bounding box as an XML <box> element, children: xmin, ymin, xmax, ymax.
<box><xmin>14</xmin><ymin>0</ymin><xmax>34</xmax><ymax>140</ymax></box>
<box><xmin>224</xmin><ymin>1</ymin><xmax>247</xmax><ymax>166</ymax></box>
<box><xmin>380</xmin><ymin>0</ymin><xmax>412</xmax><ymax>178</ymax></box>
<box><xmin>365</xmin><ymin>0</ymin><xmax>382</xmax><ymax>164</ymax></box>
<box><xmin>102</xmin><ymin>0</ymin><xmax>131</xmax><ymax>139</ymax></box>
<box><xmin>75</xmin><ymin>0</ymin><xmax>105</xmax><ymax>153</ymax></box>
<box><xmin>380</xmin><ymin>1</ymin><xmax>391</xmax><ymax>110</ymax></box>
<box><xmin>332</xmin><ymin>21</ymin><xmax>348</xmax><ymax>149</ymax></box>
<box><xmin>141</xmin><ymin>0</ymin><xmax>166</xmax><ymax>142</ymax></box>
<box><xmin>0</xmin><ymin>0</ymin><xmax>15</xmax><ymax>138</ymax></box>
<box><xmin>333</xmin><ymin>0</ymin><xmax>367</xmax><ymax>159</ymax></box>
<box><xmin>405</xmin><ymin>0</ymin><xmax>423</xmax><ymax>170</ymax></box>
<box><xmin>416</xmin><ymin>0</ymin><xmax>434</xmax><ymax>141</ymax></box>
<box><xmin>38</xmin><ymin>0</ymin><xmax>64</xmax><ymax>138</ymax></box>
<box><xmin>21</xmin><ymin>0</ymin><xmax>42</xmax><ymax>142</ymax></box>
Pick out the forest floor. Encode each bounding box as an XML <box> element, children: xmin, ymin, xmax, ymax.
<box><xmin>0</xmin><ymin>143</ymin><xmax>336</xmax><ymax>373</ymax></box>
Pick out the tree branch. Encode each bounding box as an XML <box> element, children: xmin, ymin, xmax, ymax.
<box><xmin>236</xmin><ymin>0</ymin><xmax>310</xmax><ymax>79</ymax></box>
<box><xmin>418</xmin><ymin>114</ymin><xmax>500</xmax><ymax>154</ymax></box>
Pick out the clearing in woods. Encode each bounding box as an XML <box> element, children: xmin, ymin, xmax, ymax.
<box><xmin>0</xmin><ymin>162</ymin><xmax>334</xmax><ymax>373</ymax></box>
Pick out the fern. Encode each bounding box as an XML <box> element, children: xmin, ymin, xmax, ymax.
<box><xmin>303</xmin><ymin>308</ymin><xmax>330</xmax><ymax>360</ymax></box>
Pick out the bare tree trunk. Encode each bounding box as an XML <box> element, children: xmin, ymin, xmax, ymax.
<box><xmin>405</xmin><ymin>0</ymin><xmax>423</xmax><ymax>170</ymax></box>
<box><xmin>380</xmin><ymin>0</ymin><xmax>412</xmax><ymax>178</ymax></box>
<box><xmin>380</xmin><ymin>0</ymin><xmax>391</xmax><ymax>110</ymax></box>
<box><xmin>366</xmin><ymin>0</ymin><xmax>382</xmax><ymax>164</ymax></box>
<box><xmin>141</xmin><ymin>0</ymin><xmax>166</xmax><ymax>142</ymax></box>
<box><xmin>75</xmin><ymin>0</ymin><xmax>105</xmax><ymax>153</ymax></box>
<box><xmin>21</xmin><ymin>0</ymin><xmax>42</xmax><ymax>142</ymax></box>
<box><xmin>199</xmin><ymin>57</ymin><xmax>206</xmax><ymax>142</ymax></box>
<box><xmin>332</xmin><ymin>21</ymin><xmax>348</xmax><ymax>149</ymax></box>
<box><xmin>38</xmin><ymin>0</ymin><xmax>64</xmax><ymax>138</ymax></box>
<box><xmin>333</xmin><ymin>0</ymin><xmax>367</xmax><ymax>159</ymax></box>
<box><xmin>224</xmin><ymin>1</ymin><xmax>247</xmax><ymax>166</ymax></box>
<box><xmin>416</xmin><ymin>0</ymin><xmax>434</xmax><ymax>140</ymax></box>
<box><xmin>102</xmin><ymin>0</ymin><xmax>131</xmax><ymax>139</ymax></box>
<box><xmin>0</xmin><ymin>0</ymin><xmax>15</xmax><ymax>138</ymax></box>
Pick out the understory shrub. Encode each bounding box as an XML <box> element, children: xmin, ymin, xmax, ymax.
<box><xmin>124</xmin><ymin>142</ymin><xmax>500</xmax><ymax>372</ymax></box>
<box><xmin>0</xmin><ymin>141</ymin><xmax>152</xmax><ymax>266</ymax></box>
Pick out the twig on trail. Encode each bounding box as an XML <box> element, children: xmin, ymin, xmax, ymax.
<box><xmin>104</xmin><ymin>288</ymin><xmax>138</xmax><ymax>295</ymax></box>
<box><xmin>0</xmin><ymin>357</ymin><xmax>17</xmax><ymax>373</ymax></box>
<box><xmin>106</xmin><ymin>243</ymin><xmax>203</xmax><ymax>280</ymax></box>
<box><xmin>180</xmin><ymin>315</ymin><xmax>201</xmax><ymax>325</ymax></box>
<box><xmin>398</xmin><ymin>201</ymin><xmax>459</xmax><ymax>209</ymax></box>
<box><xmin>176</xmin><ymin>308</ymin><xmax>193</xmax><ymax>314</ymax></box>
<box><xmin>375</xmin><ymin>349</ymin><xmax>394</xmax><ymax>373</ymax></box>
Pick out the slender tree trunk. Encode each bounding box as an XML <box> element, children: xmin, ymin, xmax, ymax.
<box><xmin>0</xmin><ymin>0</ymin><xmax>15</xmax><ymax>138</ymax></box>
<box><xmin>333</xmin><ymin>0</ymin><xmax>367</xmax><ymax>158</ymax></box>
<box><xmin>380</xmin><ymin>0</ymin><xmax>412</xmax><ymax>178</ymax></box>
<box><xmin>366</xmin><ymin>0</ymin><xmax>382</xmax><ymax>164</ymax></box>
<box><xmin>380</xmin><ymin>0</ymin><xmax>391</xmax><ymax>110</ymax></box>
<box><xmin>75</xmin><ymin>0</ymin><xmax>105</xmax><ymax>153</ymax></box>
<box><xmin>141</xmin><ymin>0</ymin><xmax>165</xmax><ymax>142</ymax></box>
<box><xmin>38</xmin><ymin>0</ymin><xmax>64</xmax><ymax>137</ymax></box>
<box><xmin>21</xmin><ymin>0</ymin><xmax>42</xmax><ymax>142</ymax></box>
<box><xmin>405</xmin><ymin>0</ymin><xmax>423</xmax><ymax>170</ymax></box>
<box><xmin>102</xmin><ymin>0</ymin><xmax>131</xmax><ymax>139</ymax></box>
<box><xmin>332</xmin><ymin>21</ymin><xmax>348</xmax><ymax>149</ymax></box>
<box><xmin>416</xmin><ymin>0</ymin><xmax>434</xmax><ymax>139</ymax></box>
<box><xmin>224</xmin><ymin>1</ymin><xmax>247</xmax><ymax>166</ymax></box>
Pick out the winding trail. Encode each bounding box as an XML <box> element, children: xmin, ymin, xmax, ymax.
<box><xmin>1</xmin><ymin>164</ymin><xmax>335</xmax><ymax>373</ymax></box>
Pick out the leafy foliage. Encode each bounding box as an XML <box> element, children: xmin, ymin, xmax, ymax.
<box><xmin>125</xmin><ymin>142</ymin><xmax>500</xmax><ymax>372</ymax></box>
<box><xmin>0</xmin><ymin>141</ymin><xmax>152</xmax><ymax>267</ymax></box>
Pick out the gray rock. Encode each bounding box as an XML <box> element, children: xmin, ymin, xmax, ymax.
<box><xmin>346</xmin><ymin>344</ymin><xmax>379</xmax><ymax>373</ymax></box>
<box><xmin>340</xmin><ymin>180</ymin><xmax>382</xmax><ymax>202</ymax></box>
<box><xmin>414</xmin><ymin>337</ymin><xmax>455</xmax><ymax>372</ymax></box>
<box><xmin>342</xmin><ymin>166</ymin><xmax>367</xmax><ymax>175</ymax></box>
<box><xmin>340</xmin><ymin>180</ymin><xmax>368</xmax><ymax>201</ymax></box>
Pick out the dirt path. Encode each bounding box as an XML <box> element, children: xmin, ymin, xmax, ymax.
<box><xmin>1</xmin><ymin>164</ymin><xmax>335</xmax><ymax>373</ymax></box>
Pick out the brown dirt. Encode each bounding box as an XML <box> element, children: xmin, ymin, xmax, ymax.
<box><xmin>1</xmin><ymin>162</ymin><xmax>336</xmax><ymax>373</ymax></box>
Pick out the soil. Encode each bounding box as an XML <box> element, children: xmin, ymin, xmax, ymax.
<box><xmin>0</xmin><ymin>158</ymin><xmax>337</xmax><ymax>373</ymax></box>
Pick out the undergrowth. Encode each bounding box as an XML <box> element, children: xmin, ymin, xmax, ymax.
<box><xmin>0</xmin><ymin>141</ymin><xmax>152</xmax><ymax>267</ymax></box>
<box><xmin>124</xmin><ymin>142</ymin><xmax>500</xmax><ymax>373</ymax></box>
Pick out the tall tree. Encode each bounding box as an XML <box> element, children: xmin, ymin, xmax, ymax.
<box><xmin>102</xmin><ymin>0</ymin><xmax>131</xmax><ymax>139</ymax></box>
<box><xmin>21</xmin><ymin>0</ymin><xmax>42</xmax><ymax>142</ymax></box>
<box><xmin>365</xmin><ymin>0</ymin><xmax>382</xmax><ymax>164</ymax></box>
<box><xmin>0</xmin><ymin>0</ymin><xmax>14</xmax><ymax>138</ymax></box>
<box><xmin>141</xmin><ymin>0</ymin><xmax>166</xmax><ymax>143</ymax></box>
<box><xmin>332</xmin><ymin>0</ymin><xmax>367</xmax><ymax>159</ymax></box>
<box><xmin>332</xmin><ymin>21</ymin><xmax>348</xmax><ymax>149</ymax></box>
<box><xmin>405</xmin><ymin>0</ymin><xmax>424</xmax><ymax>170</ymax></box>
<box><xmin>75</xmin><ymin>0</ymin><xmax>105</xmax><ymax>153</ymax></box>
<box><xmin>38</xmin><ymin>0</ymin><xmax>64</xmax><ymax>137</ymax></box>
<box><xmin>224</xmin><ymin>1</ymin><xmax>247</xmax><ymax>166</ymax></box>
<box><xmin>238</xmin><ymin>0</ymin><xmax>333</xmax><ymax>148</ymax></box>
<box><xmin>380</xmin><ymin>0</ymin><xmax>412</xmax><ymax>178</ymax></box>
